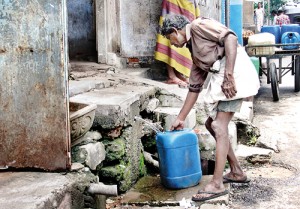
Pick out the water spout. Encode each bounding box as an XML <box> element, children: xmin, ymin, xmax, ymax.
<box><xmin>134</xmin><ymin>116</ymin><xmax>163</xmax><ymax>133</ymax></box>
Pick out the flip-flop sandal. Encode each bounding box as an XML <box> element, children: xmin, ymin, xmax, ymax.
<box><xmin>223</xmin><ymin>176</ymin><xmax>251</xmax><ymax>184</ymax></box>
<box><xmin>192</xmin><ymin>190</ymin><xmax>229</xmax><ymax>202</ymax></box>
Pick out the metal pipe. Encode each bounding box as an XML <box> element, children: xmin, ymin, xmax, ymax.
<box><xmin>88</xmin><ymin>183</ymin><xmax>118</xmax><ymax>196</ymax></box>
<box><xmin>225</xmin><ymin>0</ymin><xmax>230</xmax><ymax>27</ymax></box>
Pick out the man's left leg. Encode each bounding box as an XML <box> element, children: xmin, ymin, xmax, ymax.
<box><xmin>205</xmin><ymin>117</ymin><xmax>247</xmax><ymax>182</ymax></box>
<box><xmin>192</xmin><ymin>111</ymin><xmax>233</xmax><ymax>201</ymax></box>
<box><xmin>206</xmin><ymin>111</ymin><xmax>234</xmax><ymax>191</ymax></box>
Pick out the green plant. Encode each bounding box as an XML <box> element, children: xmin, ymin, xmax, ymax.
<box><xmin>243</xmin><ymin>123</ymin><xmax>259</xmax><ymax>146</ymax></box>
<box><xmin>247</xmin><ymin>135</ymin><xmax>257</xmax><ymax>146</ymax></box>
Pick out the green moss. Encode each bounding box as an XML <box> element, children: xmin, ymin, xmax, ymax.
<box><xmin>139</xmin><ymin>152</ymin><xmax>147</xmax><ymax>177</ymax></box>
<box><xmin>103</xmin><ymin>138</ymin><xmax>126</xmax><ymax>162</ymax></box>
<box><xmin>100</xmin><ymin>163</ymin><xmax>126</xmax><ymax>181</ymax></box>
<box><xmin>118</xmin><ymin>162</ymin><xmax>134</xmax><ymax>192</ymax></box>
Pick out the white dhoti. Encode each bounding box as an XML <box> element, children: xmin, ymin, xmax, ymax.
<box><xmin>204</xmin><ymin>47</ymin><xmax>260</xmax><ymax>118</ymax></box>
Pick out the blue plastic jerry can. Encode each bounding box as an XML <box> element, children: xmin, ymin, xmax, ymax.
<box><xmin>281</xmin><ymin>32</ymin><xmax>300</xmax><ymax>50</ymax></box>
<box><xmin>156</xmin><ymin>129</ymin><xmax>202</xmax><ymax>189</ymax></box>
<box><xmin>261</xmin><ymin>25</ymin><xmax>281</xmax><ymax>43</ymax></box>
<box><xmin>281</xmin><ymin>24</ymin><xmax>300</xmax><ymax>36</ymax></box>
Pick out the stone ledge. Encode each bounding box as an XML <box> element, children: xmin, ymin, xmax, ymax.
<box><xmin>0</xmin><ymin>171</ymin><xmax>97</xmax><ymax>209</ymax></box>
<box><xmin>70</xmin><ymin>84</ymin><xmax>156</xmax><ymax>129</ymax></box>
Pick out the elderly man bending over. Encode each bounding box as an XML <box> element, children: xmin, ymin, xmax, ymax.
<box><xmin>160</xmin><ymin>14</ymin><xmax>260</xmax><ymax>201</ymax></box>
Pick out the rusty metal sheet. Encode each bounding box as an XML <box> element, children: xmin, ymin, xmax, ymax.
<box><xmin>0</xmin><ymin>0</ymin><xmax>70</xmax><ymax>171</ymax></box>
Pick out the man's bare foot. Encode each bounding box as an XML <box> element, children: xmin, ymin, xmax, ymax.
<box><xmin>174</xmin><ymin>72</ymin><xmax>189</xmax><ymax>84</ymax></box>
<box><xmin>165</xmin><ymin>77</ymin><xmax>188</xmax><ymax>88</ymax></box>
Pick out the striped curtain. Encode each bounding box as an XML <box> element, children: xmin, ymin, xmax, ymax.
<box><xmin>154</xmin><ymin>0</ymin><xmax>200</xmax><ymax>77</ymax></box>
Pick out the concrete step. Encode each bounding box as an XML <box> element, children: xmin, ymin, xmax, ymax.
<box><xmin>70</xmin><ymin>83</ymin><xmax>157</xmax><ymax>129</ymax></box>
<box><xmin>0</xmin><ymin>171</ymin><xmax>96</xmax><ymax>209</ymax></box>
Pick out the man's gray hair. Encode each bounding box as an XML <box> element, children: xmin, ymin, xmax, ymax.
<box><xmin>161</xmin><ymin>14</ymin><xmax>190</xmax><ymax>36</ymax></box>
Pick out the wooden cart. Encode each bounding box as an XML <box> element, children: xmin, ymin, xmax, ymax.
<box><xmin>245</xmin><ymin>43</ymin><xmax>300</xmax><ymax>101</ymax></box>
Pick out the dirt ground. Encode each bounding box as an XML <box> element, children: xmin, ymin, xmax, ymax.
<box><xmin>229</xmin><ymin>64</ymin><xmax>300</xmax><ymax>209</ymax></box>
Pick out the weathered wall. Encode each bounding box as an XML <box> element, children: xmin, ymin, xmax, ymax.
<box><xmin>67</xmin><ymin>0</ymin><xmax>96</xmax><ymax>59</ymax></box>
<box><xmin>243</xmin><ymin>0</ymin><xmax>255</xmax><ymax>27</ymax></box>
<box><xmin>119</xmin><ymin>0</ymin><xmax>161</xmax><ymax>57</ymax></box>
<box><xmin>199</xmin><ymin>0</ymin><xmax>220</xmax><ymax>21</ymax></box>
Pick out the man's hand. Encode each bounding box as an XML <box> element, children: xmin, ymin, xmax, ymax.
<box><xmin>170</xmin><ymin>118</ymin><xmax>185</xmax><ymax>131</ymax></box>
<box><xmin>223</xmin><ymin>34</ymin><xmax>237</xmax><ymax>98</ymax></box>
<box><xmin>221</xmin><ymin>74</ymin><xmax>237</xmax><ymax>98</ymax></box>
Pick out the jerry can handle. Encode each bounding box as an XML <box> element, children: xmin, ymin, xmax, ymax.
<box><xmin>164</xmin><ymin>128</ymin><xmax>192</xmax><ymax>133</ymax></box>
<box><xmin>165</xmin><ymin>129</ymin><xmax>185</xmax><ymax>133</ymax></box>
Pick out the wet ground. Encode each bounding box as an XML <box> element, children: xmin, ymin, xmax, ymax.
<box><xmin>107</xmin><ymin>175</ymin><xmax>230</xmax><ymax>208</ymax></box>
<box><xmin>229</xmin><ymin>61</ymin><xmax>300</xmax><ymax>209</ymax></box>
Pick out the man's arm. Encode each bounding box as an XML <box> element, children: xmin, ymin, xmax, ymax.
<box><xmin>171</xmin><ymin>64</ymin><xmax>208</xmax><ymax>130</ymax></box>
<box><xmin>222</xmin><ymin>33</ymin><xmax>238</xmax><ymax>98</ymax></box>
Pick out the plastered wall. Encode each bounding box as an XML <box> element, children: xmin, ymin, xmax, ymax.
<box><xmin>199</xmin><ymin>0</ymin><xmax>221</xmax><ymax>20</ymax></box>
<box><xmin>119</xmin><ymin>0</ymin><xmax>161</xmax><ymax>57</ymax></box>
<box><xmin>243</xmin><ymin>0</ymin><xmax>255</xmax><ymax>27</ymax></box>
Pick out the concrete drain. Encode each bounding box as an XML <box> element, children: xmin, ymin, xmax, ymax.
<box><xmin>245</xmin><ymin>163</ymin><xmax>296</xmax><ymax>179</ymax></box>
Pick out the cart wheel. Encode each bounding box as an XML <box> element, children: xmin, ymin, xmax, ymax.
<box><xmin>295</xmin><ymin>56</ymin><xmax>300</xmax><ymax>92</ymax></box>
<box><xmin>270</xmin><ymin>63</ymin><xmax>279</xmax><ymax>101</ymax></box>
